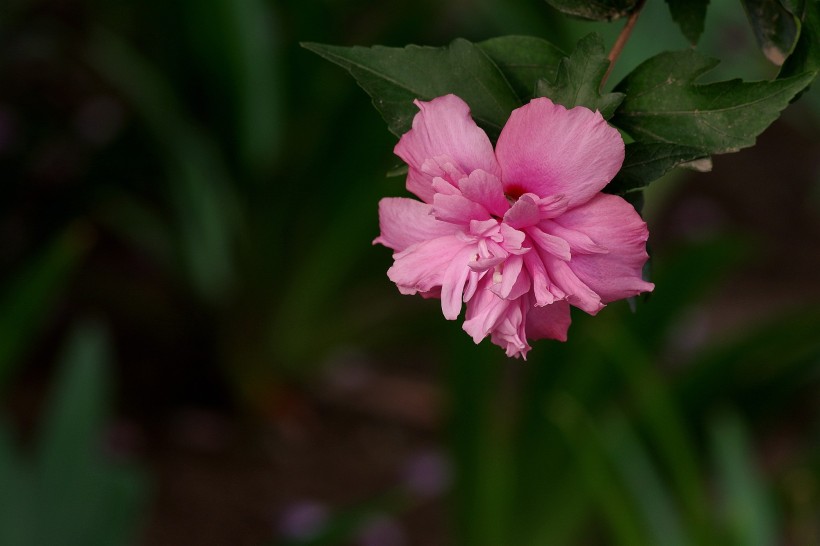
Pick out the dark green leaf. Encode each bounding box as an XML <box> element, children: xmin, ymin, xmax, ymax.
<box><xmin>612</xmin><ymin>50</ymin><xmax>816</xmax><ymax>153</ymax></box>
<box><xmin>605</xmin><ymin>142</ymin><xmax>709</xmax><ymax>195</ymax></box>
<box><xmin>36</xmin><ymin>322</ymin><xmax>147</xmax><ymax>546</ymax></box>
<box><xmin>535</xmin><ymin>33</ymin><xmax>624</xmax><ymax>119</ymax></box>
<box><xmin>0</xmin><ymin>423</ymin><xmax>35</xmax><ymax>546</ymax></box>
<box><xmin>548</xmin><ymin>394</ymin><xmax>648</xmax><ymax>546</ymax></box>
<box><xmin>303</xmin><ymin>39</ymin><xmax>521</xmax><ymax>139</ymax></box>
<box><xmin>780</xmin><ymin>0</ymin><xmax>820</xmax><ymax>77</ymax></box>
<box><xmin>88</xmin><ymin>30</ymin><xmax>240</xmax><ymax>303</ymax></box>
<box><xmin>622</xmin><ymin>190</ymin><xmax>645</xmax><ymax>215</ymax></box>
<box><xmin>36</xmin><ymin>321</ymin><xmax>111</xmax><ymax>544</ymax></box>
<box><xmin>0</xmin><ymin>224</ymin><xmax>92</xmax><ymax>392</ymax></box>
<box><xmin>665</xmin><ymin>0</ymin><xmax>710</xmax><ymax>44</ymax></box>
<box><xmin>742</xmin><ymin>0</ymin><xmax>803</xmax><ymax>65</ymax></box>
<box><xmin>545</xmin><ymin>0</ymin><xmax>640</xmax><ymax>21</ymax></box>
<box><xmin>710</xmin><ymin>412</ymin><xmax>778</xmax><ymax>546</ymax></box>
<box><xmin>602</xmin><ymin>415</ymin><xmax>689</xmax><ymax>546</ymax></box>
<box><xmin>182</xmin><ymin>0</ymin><xmax>283</xmax><ymax>176</ymax></box>
<box><xmin>477</xmin><ymin>35</ymin><xmax>566</xmax><ymax>102</ymax></box>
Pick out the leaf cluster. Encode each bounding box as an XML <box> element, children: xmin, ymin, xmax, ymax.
<box><xmin>305</xmin><ymin>5</ymin><xmax>819</xmax><ymax>201</ymax></box>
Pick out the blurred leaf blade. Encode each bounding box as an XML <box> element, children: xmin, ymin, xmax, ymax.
<box><xmin>0</xmin><ymin>224</ymin><xmax>93</xmax><ymax>392</ymax></box>
<box><xmin>591</xmin><ymin>320</ymin><xmax>716</xmax><ymax>544</ymax></box>
<box><xmin>86</xmin><ymin>28</ymin><xmax>240</xmax><ymax>302</ymax></box>
<box><xmin>182</xmin><ymin>0</ymin><xmax>283</xmax><ymax>176</ymax></box>
<box><xmin>447</xmin><ymin>345</ymin><xmax>514</xmax><ymax>546</ymax></box>
<box><xmin>35</xmin><ymin>321</ymin><xmax>147</xmax><ymax>546</ymax></box>
<box><xmin>549</xmin><ymin>394</ymin><xmax>648</xmax><ymax>546</ymax></box>
<box><xmin>0</xmin><ymin>423</ymin><xmax>35</xmax><ymax>546</ymax></box>
<box><xmin>710</xmin><ymin>411</ymin><xmax>778</xmax><ymax>546</ymax></box>
<box><xmin>603</xmin><ymin>414</ymin><xmax>689</xmax><ymax>546</ymax></box>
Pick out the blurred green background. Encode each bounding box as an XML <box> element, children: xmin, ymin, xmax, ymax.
<box><xmin>1</xmin><ymin>0</ymin><xmax>819</xmax><ymax>544</ymax></box>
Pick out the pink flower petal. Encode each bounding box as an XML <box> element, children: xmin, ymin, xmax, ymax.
<box><xmin>462</xmin><ymin>281</ymin><xmax>509</xmax><ymax>343</ymax></box>
<box><xmin>431</xmin><ymin>173</ymin><xmax>461</xmax><ymax>196</ymax></box>
<box><xmin>558</xmin><ymin>193</ymin><xmax>654</xmax><ymax>302</ymax></box>
<box><xmin>538</xmin><ymin>194</ymin><xmax>569</xmax><ymax>218</ymax></box>
<box><xmin>458</xmin><ymin>170</ymin><xmax>509</xmax><ymax>218</ymax></box>
<box><xmin>432</xmin><ymin>193</ymin><xmax>491</xmax><ymax>224</ymax></box>
<box><xmin>441</xmin><ymin>246</ymin><xmax>481</xmax><ymax>319</ymax></box>
<box><xmin>526</xmin><ymin>301</ymin><xmax>571</xmax><ymax>342</ymax></box>
<box><xmin>489</xmin><ymin>254</ymin><xmax>528</xmax><ymax>300</ymax></box>
<box><xmin>498</xmin><ymin>224</ymin><xmax>527</xmax><ymax>252</ymax></box>
<box><xmin>395</xmin><ymin>95</ymin><xmax>501</xmax><ymax>202</ymax></box>
<box><xmin>523</xmin><ymin>249</ymin><xmax>558</xmax><ymax>306</ymax></box>
<box><xmin>503</xmin><ymin>194</ymin><xmax>540</xmax><ymax>229</ymax></box>
<box><xmin>528</xmin><ymin>226</ymin><xmax>571</xmax><ymax>262</ymax></box>
<box><xmin>374</xmin><ymin>198</ymin><xmax>458</xmax><ymax>252</ymax></box>
<box><xmin>490</xmin><ymin>298</ymin><xmax>531</xmax><ymax>358</ymax></box>
<box><xmin>387</xmin><ymin>236</ymin><xmax>469</xmax><ymax>295</ymax></box>
<box><xmin>540</xmin><ymin>220</ymin><xmax>608</xmax><ymax>255</ymax></box>
<box><xmin>543</xmin><ymin>253</ymin><xmax>603</xmax><ymax>314</ymax></box>
<box><xmin>495</xmin><ymin>98</ymin><xmax>624</xmax><ymax>207</ymax></box>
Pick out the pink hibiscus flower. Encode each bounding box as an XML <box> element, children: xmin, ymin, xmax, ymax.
<box><xmin>374</xmin><ymin>94</ymin><xmax>653</xmax><ymax>358</ymax></box>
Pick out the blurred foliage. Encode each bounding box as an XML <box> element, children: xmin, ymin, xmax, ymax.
<box><xmin>0</xmin><ymin>322</ymin><xmax>146</xmax><ymax>546</ymax></box>
<box><xmin>0</xmin><ymin>0</ymin><xmax>819</xmax><ymax>545</ymax></box>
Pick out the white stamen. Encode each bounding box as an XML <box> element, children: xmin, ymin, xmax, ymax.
<box><xmin>493</xmin><ymin>265</ymin><xmax>503</xmax><ymax>284</ymax></box>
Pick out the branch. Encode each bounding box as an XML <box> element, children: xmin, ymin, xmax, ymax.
<box><xmin>601</xmin><ymin>0</ymin><xmax>648</xmax><ymax>89</ymax></box>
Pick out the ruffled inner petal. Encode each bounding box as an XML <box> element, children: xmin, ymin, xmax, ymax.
<box><xmin>458</xmin><ymin>169</ymin><xmax>509</xmax><ymax>218</ymax></box>
<box><xmin>394</xmin><ymin>95</ymin><xmax>501</xmax><ymax>202</ymax></box>
<box><xmin>503</xmin><ymin>194</ymin><xmax>541</xmax><ymax>229</ymax></box>
<box><xmin>432</xmin><ymin>193</ymin><xmax>491</xmax><ymax>224</ymax></box>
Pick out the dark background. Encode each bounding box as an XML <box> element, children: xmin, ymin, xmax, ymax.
<box><xmin>1</xmin><ymin>0</ymin><xmax>819</xmax><ymax>545</ymax></box>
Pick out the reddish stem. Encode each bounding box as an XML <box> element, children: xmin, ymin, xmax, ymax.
<box><xmin>601</xmin><ymin>0</ymin><xmax>647</xmax><ymax>90</ymax></box>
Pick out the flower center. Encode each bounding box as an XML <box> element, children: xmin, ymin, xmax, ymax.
<box><xmin>504</xmin><ymin>183</ymin><xmax>526</xmax><ymax>204</ymax></box>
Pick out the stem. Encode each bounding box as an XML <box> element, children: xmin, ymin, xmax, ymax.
<box><xmin>601</xmin><ymin>0</ymin><xmax>647</xmax><ymax>90</ymax></box>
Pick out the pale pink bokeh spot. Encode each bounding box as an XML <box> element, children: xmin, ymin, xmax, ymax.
<box><xmin>375</xmin><ymin>95</ymin><xmax>653</xmax><ymax>358</ymax></box>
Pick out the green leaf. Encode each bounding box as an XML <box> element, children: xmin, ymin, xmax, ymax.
<box><xmin>605</xmin><ymin>142</ymin><xmax>709</xmax><ymax>195</ymax></box>
<box><xmin>0</xmin><ymin>423</ymin><xmax>35</xmax><ymax>546</ymax></box>
<box><xmin>548</xmin><ymin>395</ymin><xmax>648</xmax><ymax>546</ymax></box>
<box><xmin>602</xmin><ymin>414</ymin><xmax>689</xmax><ymax>546</ymax></box>
<box><xmin>87</xmin><ymin>29</ymin><xmax>240</xmax><ymax>303</ymax></box>
<box><xmin>742</xmin><ymin>0</ymin><xmax>803</xmax><ymax>65</ymax></box>
<box><xmin>665</xmin><ymin>0</ymin><xmax>710</xmax><ymax>44</ymax></box>
<box><xmin>591</xmin><ymin>321</ymin><xmax>717</xmax><ymax>544</ymax></box>
<box><xmin>447</xmin><ymin>344</ymin><xmax>514</xmax><ymax>546</ymax></box>
<box><xmin>535</xmin><ymin>33</ymin><xmax>625</xmax><ymax>119</ymax></box>
<box><xmin>545</xmin><ymin>0</ymin><xmax>640</xmax><ymax>21</ymax></box>
<box><xmin>612</xmin><ymin>50</ymin><xmax>816</xmax><ymax>153</ymax></box>
<box><xmin>710</xmin><ymin>412</ymin><xmax>778</xmax><ymax>546</ymax></box>
<box><xmin>0</xmin><ymin>224</ymin><xmax>92</xmax><ymax>392</ymax></box>
<box><xmin>477</xmin><ymin>35</ymin><xmax>566</xmax><ymax>102</ymax></box>
<box><xmin>35</xmin><ymin>322</ymin><xmax>147</xmax><ymax>546</ymax></box>
<box><xmin>302</xmin><ymin>39</ymin><xmax>521</xmax><ymax>139</ymax></box>
<box><xmin>184</xmin><ymin>0</ymin><xmax>283</xmax><ymax>177</ymax></box>
<box><xmin>780</xmin><ymin>0</ymin><xmax>820</xmax><ymax>77</ymax></box>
